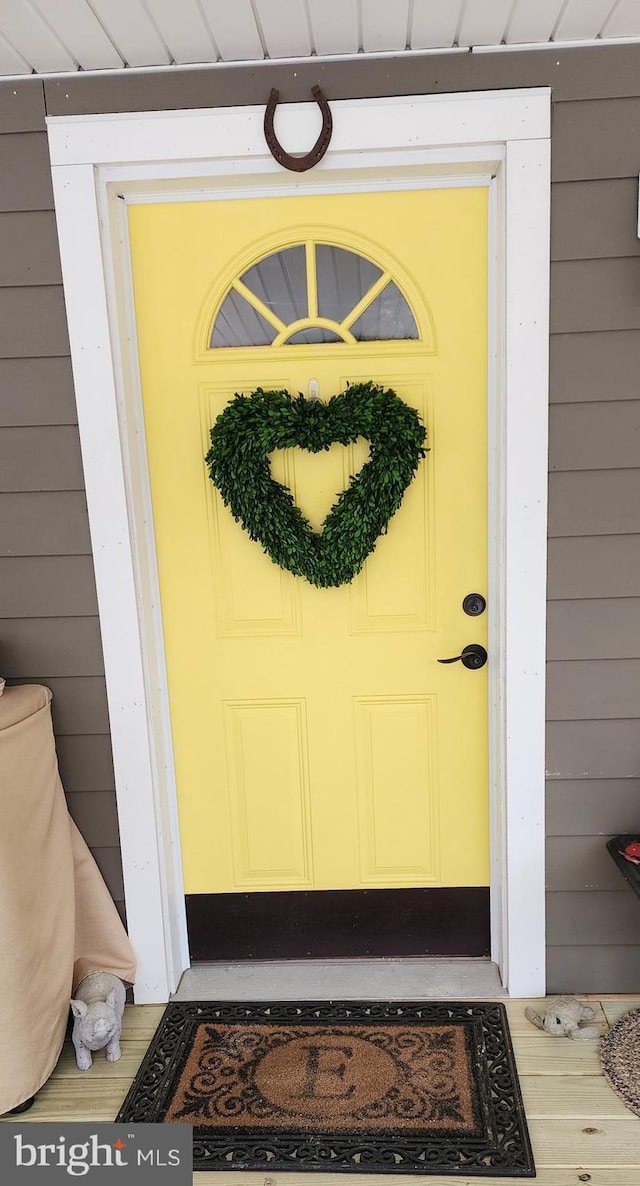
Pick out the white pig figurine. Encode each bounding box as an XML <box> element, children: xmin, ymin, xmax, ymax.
<box><xmin>70</xmin><ymin>972</ymin><xmax>126</xmax><ymax>1070</ymax></box>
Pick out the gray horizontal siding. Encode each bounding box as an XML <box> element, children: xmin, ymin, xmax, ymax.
<box><xmin>0</xmin><ymin>556</ymin><xmax>98</xmax><ymax>617</ymax></box>
<box><xmin>547</xmin><ymin>891</ymin><xmax>640</xmax><ymax>946</ymax></box>
<box><xmin>549</xmin><ymin>471</ymin><xmax>640</xmax><ymax>537</ymax></box>
<box><xmin>19</xmin><ymin>677</ymin><xmax>111</xmax><ymax>735</ymax></box>
<box><xmin>551</xmin><ymin>179</ymin><xmax>640</xmax><ymax>261</ymax></box>
<box><xmin>550</xmin><ymin>330</ymin><xmax>640</xmax><ymax>402</ymax></box>
<box><xmin>546</xmin><ymin>78</ymin><xmax>640</xmax><ymax>995</ymax></box>
<box><xmin>553</xmin><ymin>97</ymin><xmax>640</xmax><ymax>181</ymax></box>
<box><xmin>0</xmin><ymin>80</ymin><xmax>46</xmax><ymax>134</ymax></box>
<box><xmin>0</xmin><ymin>288</ymin><xmax>69</xmax><ymax>357</ymax></box>
<box><xmin>0</xmin><ymin>358</ymin><xmax>77</xmax><ymax>426</ymax></box>
<box><xmin>547</xmin><ymin>946</ymin><xmax>640</xmax><ymax>994</ymax></box>
<box><xmin>548</xmin><ymin>600</ymin><xmax>640</xmax><ymax>659</ymax></box>
<box><xmin>42</xmin><ymin>42</ymin><xmax>640</xmax><ymax>113</ymax></box>
<box><xmin>0</xmin><ymin>426</ymin><xmax>85</xmax><ymax>491</ymax></box>
<box><xmin>552</xmin><ymin>259</ymin><xmax>640</xmax><ymax>334</ymax></box>
<box><xmin>548</xmin><ymin>535</ymin><xmax>640</xmax><ymax>599</ymax></box>
<box><xmin>0</xmin><ymin>211</ymin><xmax>62</xmax><ymax>286</ymax></box>
<box><xmin>5</xmin><ymin>51</ymin><xmax>640</xmax><ymax>991</ymax></box>
<box><xmin>92</xmin><ymin>848</ymin><xmax>125</xmax><ymax>902</ymax></box>
<box><xmin>549</xmin><ymin>402</ymin><xmax>640</xmax><ymax>471</ymax></box>
<box><xmin>0</xmin><ymin>81</ymin><xmax>124</xmax><ymax>929</ymax></box>
<box><xmin>0</xmin><ymin>133</ymin><xmax>54</xmax><ymax>211</ymax></box>
<box><xmin>1</xmin><ymin>492</ymin><xmax>92</xmax><ymax>556</ymax></box>
<box><xmin>67</xmin><ymin>791</ymin><xmax>120</xmax><ymax>847</ymax></box>
<box><xmin>547</xmin><ymin>720</ymin><xmax>640</xmax><ymax>780</ymax></box>
<box><xmin>1</xmin><ymin>619</ymin><xmax>105</xmax><ymax>676</ymax></box>
<box><xmin>547</xmin><ymin>780</ymin><xmax>640</xmax><ymax>835</ymax></box>
<box><xmin>547</xmin><ymin>660</ymin><xmax>640</xmax><ymax>719</ymax></box>
<box><xmin>546</xmin><ymin>836</ymin><xmax>628</xmax><ymax>891</ymax></box>
<box><xmin>55</xmin><ymin>735</ymin><xmax>115</xmax><ymax>792</ymax></box>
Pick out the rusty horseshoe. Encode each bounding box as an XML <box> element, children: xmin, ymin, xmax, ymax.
<box><xmin>264</xmin><ymin>86</ymin><xmax>333</xmax><ymax>172</ymax></box>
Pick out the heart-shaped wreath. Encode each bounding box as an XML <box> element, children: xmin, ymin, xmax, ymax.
<box><xmin>205</xmin><ymin>381</ymin><xmax>427</xmax><ymax>588</ymax></box>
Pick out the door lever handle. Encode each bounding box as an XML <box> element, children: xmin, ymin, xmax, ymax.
<box><xmin>438</xmin><ymin>644</ymin><xmax>487</xmax><ymax>670</ymax></box>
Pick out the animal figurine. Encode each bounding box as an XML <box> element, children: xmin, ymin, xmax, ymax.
<box><xmin>525</xmin><ymin>995</ymin><xmax>601</xmax><ymax>1040</ymax></box>
<box><xmin>70</xmin><ymin>972</ymin><xmax>126</xmax><ymax>1070</ymax></box>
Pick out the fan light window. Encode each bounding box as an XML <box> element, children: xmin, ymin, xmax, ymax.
<box><xmin>210</xmin><ymin>243</ymin><xmax>418</xmax><ymax>348</ymax></box>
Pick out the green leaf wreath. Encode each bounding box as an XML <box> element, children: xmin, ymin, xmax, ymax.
<box><xmin>205</xmin><ymin>381</ymin><xmax>427</xmax><ymax>588</ymax></box>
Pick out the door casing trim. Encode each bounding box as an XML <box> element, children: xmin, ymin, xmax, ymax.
<box><xmin>47</xmin><ymin>88</ymin><xmax>550</xmax><ymax>1002</ymax></box>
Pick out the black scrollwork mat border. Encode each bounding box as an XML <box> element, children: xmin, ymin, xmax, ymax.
<box><xmin>116</xmin><ymin>1000</ymin><xmax>535</xmax><ymax>1177</ymax></box>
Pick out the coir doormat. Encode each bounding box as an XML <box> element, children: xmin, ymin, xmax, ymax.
<box><xmin>601</xmin><ymin>1006</ymin><xmax>640</xmax><ymax>1117</ymax></box>
<box><xmin>116</xmin><ymin>1000</ymin><xmax>535</xmax><ymax>1176</ymax></box>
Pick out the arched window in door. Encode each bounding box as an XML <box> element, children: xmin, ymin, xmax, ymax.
<box><xmin>209</xmin><ymin>242</ymin><xmax>420</xmax><ymax>348</ymax></box>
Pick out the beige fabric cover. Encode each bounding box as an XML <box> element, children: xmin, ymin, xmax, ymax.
<box><xmin>0</xmin><ymin>685</ymin><xmax>136</xmax><ymax>1114</ymax></box>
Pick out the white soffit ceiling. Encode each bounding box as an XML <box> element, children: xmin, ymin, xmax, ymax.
<box><xmin>1</xmin><ymin>0</ymin><xmax>640</xmax><ymax>77</ymax></box>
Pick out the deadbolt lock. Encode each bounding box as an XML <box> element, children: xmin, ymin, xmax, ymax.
<box><xmin>462</xmin><ymin>593</ymin><xmax>486</xmax><ymax>617</ymax></box>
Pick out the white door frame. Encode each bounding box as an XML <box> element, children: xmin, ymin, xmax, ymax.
<box><xmin>47</xmin><ymin>87</ymin><xmax>550</xmax><ymax>1003</ymax></box>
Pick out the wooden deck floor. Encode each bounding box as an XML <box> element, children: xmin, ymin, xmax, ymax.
<box><xmin>3</xmin><ymin>997</ymin><xmax>640</xmax><ymax>1184</ymax></box>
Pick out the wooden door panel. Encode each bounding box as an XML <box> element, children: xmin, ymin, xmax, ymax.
<box><xmin>354</xmin><ymin>695</ymin><xmax>438</xmax><ymax>884</ymax></box>
<box><xmin>223</xmin><ymin>699</ymin><xmax>314</xmax><ymax>889</ymax></box>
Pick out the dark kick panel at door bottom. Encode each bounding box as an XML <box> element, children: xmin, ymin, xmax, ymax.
<box><xmin>185</xmin><ymin>887</ymin><xmax>491</xmax><ymax>961</ymax></box>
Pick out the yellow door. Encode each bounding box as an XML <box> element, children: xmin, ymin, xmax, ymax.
<box><xmin>128</xmin><ymin>188</ymin><xmax>488</xmax><ymax>925</ymax></box>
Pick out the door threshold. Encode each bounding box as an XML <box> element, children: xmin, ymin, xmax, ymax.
<box><xmin>172</xmin><ymin>958</ymin><xmax>505</xmax><ymax>1001</ymax></box>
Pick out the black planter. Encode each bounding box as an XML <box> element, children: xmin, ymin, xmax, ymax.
<box><xmin>607</xmin><ymin>835</ymin><xmax>640</xmax><ymax>899</ymax></box>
